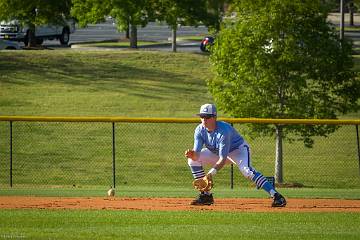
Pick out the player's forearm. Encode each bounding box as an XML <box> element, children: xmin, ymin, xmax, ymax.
<box><xmin>207</xmin><ymin>158</ymin><xmax>226</xmax><ymax>176</ymax></box>
<box><xmin>214</xmin><ymin>158</ymin><xmax>226</xmax><ymax>171</ymax></box>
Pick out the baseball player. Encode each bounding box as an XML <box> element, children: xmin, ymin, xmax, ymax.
<box><xmin>185</xmin><ymin>103</ymin><xmax>286</xmax><ymax>207</ymax></box>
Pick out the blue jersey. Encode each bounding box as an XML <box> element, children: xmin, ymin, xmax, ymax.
<box><xmin>193</xmin><ymin>121</ymin><xmax>244</xmax><ymax>159</ymax></box>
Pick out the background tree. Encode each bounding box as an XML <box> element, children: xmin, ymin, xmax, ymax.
<box><xmin>153</xmin><ymin>0</ymin><xmax>204</xmax><ymax>52</ymax></box>
<box><xmin>0</xmin><ymin>0</ymin><xmax>72</xmax><ymax>47</ymax></box>
<box><xmin>71</xmin><ymin>0</ymin><xmax>228</xmax><ymax>51</ymax></box>
<box><xmin>208</xmin><ymin>0</ymin><xmax>360</xmax><ymax>183</ymax></box>
<box><xmin>110</xmin><ymin>0</ymin><xmax>156</xmax><ymax>48</ymax></box>
<box><xmin>71</xmin><ymin>0</ymin><xmax>154</xmax><ymax>48</ymax></box>
<box><xmin>153</xmin><ymin>0</ymin><xmax>227</xmax><ymax>52</ymax></box>
<box><xmin>203</xmin><ymin>0</ymin><xmax>230</xmax><ymax>32</ymax></box>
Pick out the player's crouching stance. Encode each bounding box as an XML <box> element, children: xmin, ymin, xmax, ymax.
<box><xmin>185</xmin><ymin>103</ymin><xmax>286</xmax><ymax>207</ymax></box>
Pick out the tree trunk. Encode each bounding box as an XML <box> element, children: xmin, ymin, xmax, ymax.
<box><xmin>125</xmin><ymin>20</ymin><xmax>130</xmax><ymax>39</ymax></box>
<box><xmin>126</xmin><ymin>28</ymin><xmax>130</xmax><ymax>39</ymax></box>
<box><xmin>349</xmin><ymin>2</ymin><xmax>354</xmax><ymax>26</ymax></box>
<box><xmin>275</xmin><ymin>125</ymin><xmax>284</xmax><ymax>184</ymax></box>
<box><xmin>27</xmin><ymin>23</ymin><xmax>37</xmax><ymax>47</ymax></box>
<box><xmin>130</xmin><ymin>24</ymin><xmax>137</xmax><ymax>48</ymax></box>
<box><xmin>171</xmin><ymin>27</ymin><xmax>177</xmax><ymax>52</ymax></box>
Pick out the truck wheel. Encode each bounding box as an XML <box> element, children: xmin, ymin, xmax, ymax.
<box><xmin>60</xmin><ymin>28</ymin><xmax>70</xmax><ymax>45</ymax></box>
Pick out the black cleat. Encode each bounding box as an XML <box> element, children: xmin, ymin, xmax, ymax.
<box><xmin>191</xmin><ymin>193</ymin><xmax>214</xmax><ymax>206</ymax></box>
<box><xmin>272</xmin><ymin>193</ymin><xmax>287</xmax><ymax>207</ymax></box>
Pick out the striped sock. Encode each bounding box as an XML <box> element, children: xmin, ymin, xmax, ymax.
<box><xmin>190</xmin><ymin>166</ymin><xmax>206</xmax><ymax>179</ymax></box>
<box><xmin>252</xmin><ymin>171</ymin><xmax>276</xmax><ymax>197</ymax></box>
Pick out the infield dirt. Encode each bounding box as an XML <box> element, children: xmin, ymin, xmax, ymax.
<box><xmin>1</xmin><ymin>196</ymin><xmax>360</xmax><ymax>212</ymax></box>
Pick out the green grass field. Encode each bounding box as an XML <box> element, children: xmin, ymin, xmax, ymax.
<box><xmin>74</xmin><ymin>40</ymin><xmax>169</xmax><ymax>48</ymax></box>
<box><xmin>72</xmin><ymin>36</ymin><xmax>204</xmax><ymax>48</ymax></box>
<box><xmin>0</xmin><ymin>49</ymin><xmax>360</xmax><ymax>239</ymax></box>
<box><xmin>0</xmin><ymin>210</ymin><xmax>359</xmax><ymax>240</ymax></box>
<box><xmin>0</xmin><ymin>50</ymin><xmax>213</xmax><ymax>117</ymax></box>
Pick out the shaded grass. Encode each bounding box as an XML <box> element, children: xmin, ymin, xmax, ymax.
<box><xmin>73</xmin><ymin>36</ymin><xmax>204</xmax><ymax>48</ymax></box>
<box><xmin>74</xmin><ymin>40</ymin><xmax>170</xmax><ymax>48</ymax></box>
<box><xmin>0</xmin><ymin>51</ymin><xmax>213</xmax><ymax>117</ymax></box>
<box><xmin>0</xmin><ymin>209</ymin><xmax>359</xmax><ymax>240</ymax></box>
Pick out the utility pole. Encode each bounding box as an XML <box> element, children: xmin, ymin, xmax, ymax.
<box><xmin>340</xmin><ymin>0</ymin><xmax>345</xmax><ymax>40</ymax></box>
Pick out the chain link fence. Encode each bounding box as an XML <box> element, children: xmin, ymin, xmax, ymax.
<box><xmin>0</xmin><ymin>117</ymin><xmax>359</xmax><ymax>191</ymax></box>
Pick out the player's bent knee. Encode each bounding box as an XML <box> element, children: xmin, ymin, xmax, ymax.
<box><xmin>239</xmin><ymin>166</ymin><xmax>255</xmax><ymax>179</ymax></box>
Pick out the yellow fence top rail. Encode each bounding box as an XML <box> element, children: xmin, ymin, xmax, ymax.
<box><xmin>0</xmin><ymin>116</ymin><xmax>359</xmax><ymax>125</ymax></box>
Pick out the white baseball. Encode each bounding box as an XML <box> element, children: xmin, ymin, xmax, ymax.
<box><xmin>107</xmin><ymin>188</ymin><xmax>115</xmax><ymax>197</ymax></box>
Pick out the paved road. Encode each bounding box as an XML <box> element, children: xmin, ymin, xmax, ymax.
<box><xmin>42</xmin><ymin>20</ymin><xmax>209</xmax><ymax>52</ymax></box>
<box><xmin>70</xmin><ymin>20</ymin><xmax>209</xmax><ymax>43</ymax></box>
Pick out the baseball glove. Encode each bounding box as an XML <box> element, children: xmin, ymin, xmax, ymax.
<box><xmin>192</xmin><ymin>175</ymin><xmax>213</xmax><ymax>192</ymax></box>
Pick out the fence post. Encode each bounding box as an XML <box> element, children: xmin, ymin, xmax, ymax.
<box><xmin>356</xmin><ymin>125</ymin><xmax>360</xmax><ymax>176</ymax></box>
<box><xmin>230</xmin><ymin>164</ymin><xmax>234</xmax><ymax>189</ymax></box>
<box><xmin>9</xmin><ymin>121</ymin><xmax>13</xmax><ymax>188</ymax></box>
<box><xmin>112</xmin><ymin>122</ymin><xmax>116</xmax><ymax>189</ymax></box>
<box><xmin>230</xmin><ymin>123</ymin><xmax>234</xmax><ymax>189</ymax></box>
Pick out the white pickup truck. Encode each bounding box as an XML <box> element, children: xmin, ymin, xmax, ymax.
<box><xmin>0</xmin><ymin>19</ymin><xmax>75</xmax><ymax>45</ymax></box>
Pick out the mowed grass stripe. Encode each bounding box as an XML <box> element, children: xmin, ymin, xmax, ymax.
<box><xmin>0</xmin><ymin>209</ymin><xmax>359</xmax><ymax>240</ymax></box>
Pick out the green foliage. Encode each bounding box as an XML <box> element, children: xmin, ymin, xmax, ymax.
<box><xmin>209</xmin><ymin>0</ymin><xmax>360</xmax><ymax>145</ymax></box>
<box><xmin>71</xmin><ymin>0</ymin><xmax>158</xmax><ymax>47</ymax></box>
<box><xmin>154</xmin><ymin>0</ymin><xmax>203</xmax><ymax>28</ymax></box>
<box><xmin>71</xmin><ymin>0</ymin><xmax>112</xmax><ymax>27</ymax></box>
<box><xmin>0</xmin><ymin>0</ymin><xmax>72</xmax><ymax>26</ymax></box>
<box><xmin>153</xmin><ymin>0</ymin><xmax>225</xmax><ymax>30</ymax></box>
